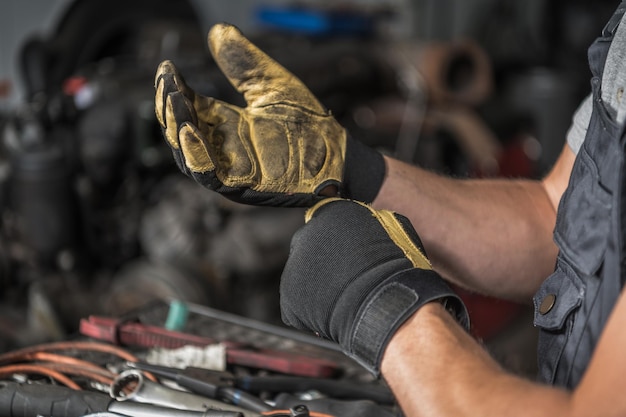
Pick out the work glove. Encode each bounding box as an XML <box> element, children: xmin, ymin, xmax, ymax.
<box><xmin>280</xmin><ymin>198</ymin><xmax>469</xmax><ymax>376</ymax></box>
<box><xmin>154</xmin><ymin>23</ymin><xmax>385</xmax><ymax>207</ymax></box>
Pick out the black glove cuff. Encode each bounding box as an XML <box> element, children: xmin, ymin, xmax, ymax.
<box><xmin>347</xmin><ymin>269</ymin><xmax>470</xmax><ymax>376</ymax></box>
<box><xmin>342</xmin><ymin>137</ymin><xmax>386</xmax><ymax>203</ymax></box>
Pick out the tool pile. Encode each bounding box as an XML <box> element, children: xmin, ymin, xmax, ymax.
<box><xmin>0</xmin><ymin>301</ymin><xmax>398</xmax><ymax>417</ymax></box>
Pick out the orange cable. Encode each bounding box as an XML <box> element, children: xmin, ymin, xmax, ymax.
<box><xmin>0</xmin><ymin>341</ymin><xmax>156</xmax><ymax>381</ymax></box>
<box><xmin>0</xmin><ymin>364</ymin><xmax>81</xmax><ymax>390</ymax></box>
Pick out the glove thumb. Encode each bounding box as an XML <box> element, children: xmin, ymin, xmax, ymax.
<box><xmin>207</xmin><ymin>23</ymin><xmax>327</xmax><ymax>114</ymax></box>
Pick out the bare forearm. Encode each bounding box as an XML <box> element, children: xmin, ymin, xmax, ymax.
<box><xmin>372</xmin><ymin>156</ymin><xmax>558</xmax><ymax>301</ymax></box>
<box><xmin>381</xmin><ymin>303</ymin><xmax>573</xmax><ymax>417</ymax></box>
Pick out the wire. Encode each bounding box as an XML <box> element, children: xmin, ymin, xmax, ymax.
<box><xmin>0</xmin><ymin>364</ymin><xmax>81</xmax><ymax>389</ymax></box>
<box><xmin>0</xmin><ymin>340</ymin><xmax>141</xmax><ymax>364</ymax></box>
<box><xmin>18</xmin><ymin>352</ymin><xmax>113</xmax><ymax>374</ymax></box>
<box><xmin>35</xmin><ymin>362</ymin><xmax>115</xmax><ymax>386</ymax></box>
<box><xmin>0</xmin><ymin>340</ymin><xmax>157</xmax><ymax>387</ymax></box>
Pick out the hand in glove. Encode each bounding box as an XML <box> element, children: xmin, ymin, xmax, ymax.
<box><xmin>280</xmin><ymin>198</ymin><xmax>469</xmax><ymax>375</ymax></box>
<box><xmin>154</xmin><ymin>23</ymin><xmax>385</xmax><ymax>207</ymax></box>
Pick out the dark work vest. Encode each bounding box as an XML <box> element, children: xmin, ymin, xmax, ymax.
<box><xmin>533</xmin><ymin>2</ymin><xmax>626</xmax><ymax>389</ymax></box>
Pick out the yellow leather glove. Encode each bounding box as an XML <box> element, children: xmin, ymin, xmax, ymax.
<box><xmin>154</xmin><ymin>23</ymin><xmax>384</xmax><ymax>207</ymax></box>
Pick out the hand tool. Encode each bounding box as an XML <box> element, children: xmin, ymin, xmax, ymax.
<box><xmin>79</xmin><ymin>315</ymin><xmax>240</xmax><ymax>350</ymax></box>
<box><xmin>125</xmin><ymin>362</ymin><xmax>273</xmax><ymax>413</ymax></box>
<box><xmin>80</xmin><ymin>315</ymin><xmax>339</xmax><ymax>378</ymax></box>
<box><xmin>235</xmin><ymin>375</ymin><xmax>394</xmax><ymax>405</ymax></box>
<box><xmin>125</xmin><ymin>363</ymin><xmax>391</xmax><ymax>417</ymax></box>
<box><xmin>181</xmin><ymin>302</ymin><xmax>341</xmax><ymax>353</ymax></box>
<box><xmin>126</xmin><ymin>362</ymin><xmax>394</xmax><ymax>405</ymax></box>
<box><xmin>111</xmin><ymin>369</ymin><xmax>260</xmax><ymax>417</ymax></box>
<box><xmin>0</xmin><ymin>380</ymin><xmax>243</xmax><ymax>417</ymax></box>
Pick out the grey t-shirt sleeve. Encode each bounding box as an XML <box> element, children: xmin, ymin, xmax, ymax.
<box><xmin>566</xmin><ymin>94</ymin><xmax>592</xmax><ymax>155</ymax></box>
<box><xmin>567</xmin><ymin>11</ymin><xmax>626</xmax><ymax>155</ymax></box>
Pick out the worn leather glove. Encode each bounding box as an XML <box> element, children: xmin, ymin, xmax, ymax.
<box><xmin>154</xmin><ymin>23</ymin><xmax>385</xmax><ymax>207</ymax></box>
<box><xmin>280</xmin><ymin>198</ymin><xmax>469</xmax><ymax>375</ymax></box>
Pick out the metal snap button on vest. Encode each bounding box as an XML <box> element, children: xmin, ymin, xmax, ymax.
<box><xmin>539</xmin><ymin>294</ymin><xmax>556</xmax><ymax>315</ymax></box>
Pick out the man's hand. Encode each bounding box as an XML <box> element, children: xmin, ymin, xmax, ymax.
<box><xmin>280</xmin><ymin>198</ymin><xmax>469</xmax><ymax>375</ymax></box>
<box><xmin>154</xmin><ymin>23</ymin><xmax>384</xmax><ymax>207</ymax></box>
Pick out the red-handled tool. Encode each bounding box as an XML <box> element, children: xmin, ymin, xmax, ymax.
<box><xmin>80</xmin><ymin>316</ymin><xmax>338</xmax><ymax>378</ymax></box>
<box><xmin>79</xmin><ymin>315</ymin><xmax>240</xmax><ymax>349</ymax></box>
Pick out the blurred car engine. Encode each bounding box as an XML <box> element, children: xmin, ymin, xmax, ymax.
<box><xmin>0</xmin><ymin>0</ymin><xmax>608</xmax><ymax>360</ymax></box>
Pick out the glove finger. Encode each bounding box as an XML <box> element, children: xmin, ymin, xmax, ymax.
<box><xmin>155</xmin><ymin>60</ymin><xmax>196</xmax><ymax>128</ymax></box>
<box><xmin>170</xmin><ymin>147</ymin><xmax>188</xmax><ymax>174</ymax></box>
<box><xmin>155</xmin><ymin>60</ymin><xmax>196</xmax><ymax>99</ymax></box>
<box><xmin>179</xmin><ymin>122</ymin><xmax>216</xmax><ymax>174</ymax></box>
<box><xmin>164</xmin><ymin>90</ymin><xmax>198</xmax><ymax>150</ymax></box>
<box><xmin>207</xmin><ymin>23</ymin><xmax>326</xmax><ymax>114</ymax></box>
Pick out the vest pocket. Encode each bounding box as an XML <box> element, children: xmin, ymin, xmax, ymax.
<box><xmin>534</xmin><ymin>259</ymin><xmax>584</xmax><ymax>384</ymax></box>
<box><xmin>554</xmin><ymin>145</ymin><xmax>612</xmax><ymax>276</ymax></box>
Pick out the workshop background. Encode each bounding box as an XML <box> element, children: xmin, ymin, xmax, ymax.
<box><xmin>0</xmin><ymin>0</ymin><xmax>617</xmax><ymax>375</ymax></box>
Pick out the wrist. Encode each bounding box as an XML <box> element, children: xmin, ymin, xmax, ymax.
<box><xmin>342</xmin><ymin>136</ymin><xmax>386</xmax><ymax>203</ymax></box>
<box><xmin>345</xmin><ymin>269</ymin><xmax>469</xmax><ymax>376</ymax></box>
<box><xmin>417</xmin><ymin>300</ymin><xmax>456</xmax><ymax>322</ymax></box>
<box><xmin>381</xmin><ymin>301</ymin><xmax>454</xmax><ymax>375</ymax></box>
